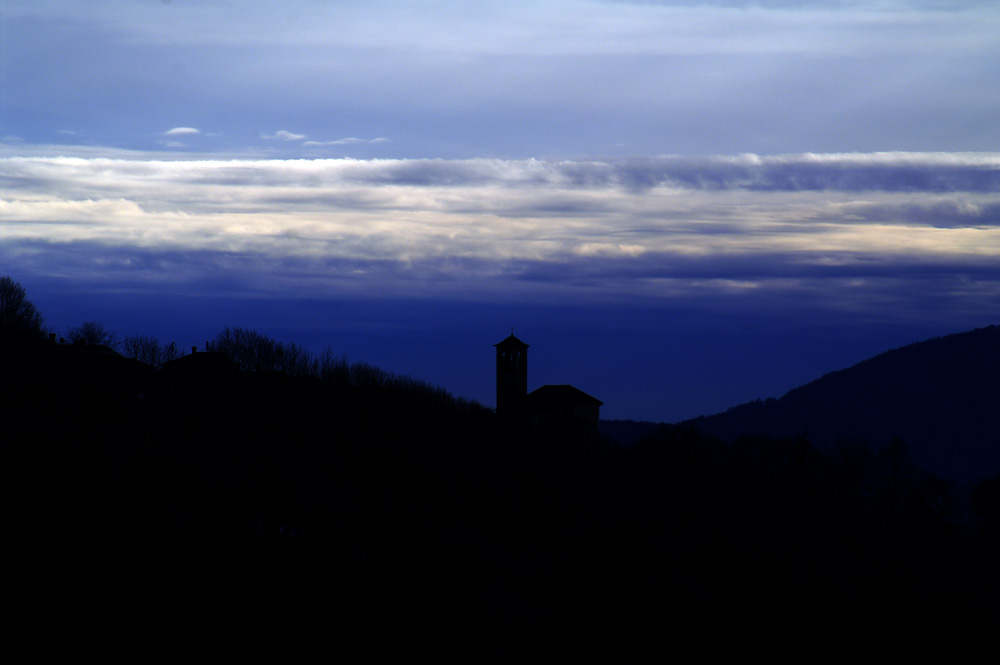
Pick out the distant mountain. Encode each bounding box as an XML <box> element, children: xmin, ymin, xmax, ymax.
<box><xmin>684</xmin><ymin>325</ymin><xmax>1000</xmax><ymax>482</ymax></box>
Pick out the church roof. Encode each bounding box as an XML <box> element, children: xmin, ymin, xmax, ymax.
<box><xmin>526</xmin><ymin>384</ymin><xmax>603</xmax><ymax>408</ymax></box>
<box><xmin>494</xmin><ymin>334</ymin><xmax>529</xmax><ymax>349</ymax></box>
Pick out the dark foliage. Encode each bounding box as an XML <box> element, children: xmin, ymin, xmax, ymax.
<box><xmin>66</xmin><ymin>320</ymin><xmax>119</xmax><ymax>349</ymax></box>
<box><xmin>0</xmin><ymin>275</ymin><xmax>46</xmax><ymax>340</ymax></box>
<box><xmin>4</xmin><ymin>314</ymin><xmax>997</xmax><ymax>647</ymax></box>
<box><xmin>121</xmin><ymin>334</ymin><xmax>179</xmax><ymax>367</ymax></box>
<box><xmin>208</xmin><ymin>326</ymin><xmax>317</xmax><ymax>375</ymax></box>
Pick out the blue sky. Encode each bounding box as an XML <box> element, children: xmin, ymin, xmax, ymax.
<box><xmin>2</xmin><ymin>1</ymin><xmax>998</xmax><ymax>421</ymax></box>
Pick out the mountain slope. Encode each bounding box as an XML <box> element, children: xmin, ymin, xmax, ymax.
<box><xmin>684</xmin><ymin>325</ymin><xmax>1000</xmax><ymax>481</ymax></box>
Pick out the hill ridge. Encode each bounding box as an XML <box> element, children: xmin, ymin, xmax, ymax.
<box><xmin>684</xmin><ymin>324</ymin><xmax>1000</xmax><ymax>481</ymax></box>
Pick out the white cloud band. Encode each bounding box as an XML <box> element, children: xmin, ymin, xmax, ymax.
<box><xmin>2</xmin><ymin>152</ymin><xmax>998</xmax><ymax>303</ymax></box>
<box><xmin>164</xmin><ymin>127</ymin><xmax>200</xmax><ymax>136</ymax></box>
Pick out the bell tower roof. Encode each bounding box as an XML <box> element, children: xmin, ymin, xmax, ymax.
<box><xmin>494</xmin><ymin>334</ymin><xmax>529</xmax><ymax>349</ymax></box>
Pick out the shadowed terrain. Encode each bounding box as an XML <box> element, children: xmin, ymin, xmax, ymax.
<box><xmin>680</xmin><ymin>325</ymin><xmax>1000</xmax><ymax>482</ymax></box>
<box><xmin>3</xmin><ymin>286</ymin><xmax>997</xmax><ymax>644</ymax></box>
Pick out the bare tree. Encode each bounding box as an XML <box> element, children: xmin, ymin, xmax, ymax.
<box><xmin>67</xmin><ymin>321</ymin><xmax>119</xmax><ymax>349</ymax></box>
<box><xmin>161</xmin><ymin>341</ymin><xmax>179</xmax><ymax>364</ymax></box>
<box><xmin>0</xmin><ymin>275</ymin><xmax>46</xmax><ymax>339</ymax></box>
<box><xmin>209</xmin><ymin>327</ymin><xmax>317</xmax><ymax>375</ymax></box>
<box><xmin>349</xmin><ymin>361</ymin><xmax>390</xmax><ymax>388</ymax></box>
<box><xmin>122</xmin><ymin>334</ymin><xmax>179</xmax><ymax>366</ymax></box>
<box><xmin>319</xmin><ymin>347</ymin><xmax>351</xmax><ymax>386</ymax></box>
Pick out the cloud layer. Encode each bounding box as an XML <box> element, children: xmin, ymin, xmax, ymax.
<box><xmin>2</xmin><ymin>152</ymin><xmax>998</xmax><ymax>313</ymax></box>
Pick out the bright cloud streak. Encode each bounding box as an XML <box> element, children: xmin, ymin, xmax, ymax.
<box><xmin>261</xmin><ymin>130</ymin><xmax>308</xmax><ymax>141</ymax></box>
<box><xmin>304</xmin><ymin>138</ymin><xmax>391</xmax><ymax>146</ymax></box>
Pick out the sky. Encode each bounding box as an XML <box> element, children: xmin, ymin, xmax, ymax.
<box><xmin>2</xmin><ymin>0</ymin><xmax>999</xmax><ymax>422</ymax></box>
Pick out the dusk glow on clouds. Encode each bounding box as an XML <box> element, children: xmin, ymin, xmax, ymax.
<box><xmin>3</xmin><ymin>151</ymin><xmax>996</xmax><ymax>311</ymax></box>
<box><xmin>2</xmin><ymin>1</ymin><xmax>998</xmax><ymax>420</ymax></box>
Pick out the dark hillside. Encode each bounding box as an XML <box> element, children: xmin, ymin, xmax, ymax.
<box><xmin>4</xmin><ymin>328</ymin><xmax>998</xmax><ymax>643</ymax></box>
<box><xmin>685</xmin><ymin>325</ymin><xmax>1000</xmax><ymax>481</ymax></box>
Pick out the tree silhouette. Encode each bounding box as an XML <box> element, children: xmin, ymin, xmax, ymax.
<box><xmin>0</xmin><ymin>275</ymin><xmax>46</xmax><ymax>339</ymax></box>
<box><xmin>67</xmin><ymin>321</ymin><xmax>119</xmax><ymax>348</ymax></box>
<box><xmin>208</xmin><ymin>327</ymin><xmax>317</xmax><ymax>375</ymax></box>
<box><xmin>122</xmin><ymin>334</ymin><xmax>179</xmax><ymax>366</ymax></box>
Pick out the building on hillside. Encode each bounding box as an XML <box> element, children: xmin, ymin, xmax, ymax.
<box><xmin>495</xmin><ymin>333</ymin><xmax>530</xmax><ymax>415</ymax></box>
<box><xmin>494</xmin><ymin>333</ymin><xmax>603</xmax><ymax>438</ymax></box>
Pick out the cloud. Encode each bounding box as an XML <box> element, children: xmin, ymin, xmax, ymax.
<box><xmin>1</xmin><ymin>152</ymin><xmax>997</xmax><ymax>318</ymax></box>
<box><xmin>303</xmin><ymin>137</ymin><xmax>391</xmax><ymax>147</ymax></box>
<box><xmin>262</xmin><ymin>130</ymin><xmax>307</xmax><ymax>141</ymax></box>
<box><xmin>164</xmin><ymin>127</ymin><xmax>200</xmax><ymax>136</ymax></box>
<box><xmin>552</xmin><ymin>153</ymin><xmax>1000</xmax><ymax>193</ymax></box>
<box><xmin>266</xmin><ymin>133</ymin><xmax>390</xmax><ymax>147</ymax></box>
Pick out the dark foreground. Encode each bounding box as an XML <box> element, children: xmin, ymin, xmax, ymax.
<box><xmin>6</xmin><ymin>336</ymin><xmax>998</xmax><ymax>649</ymax></box>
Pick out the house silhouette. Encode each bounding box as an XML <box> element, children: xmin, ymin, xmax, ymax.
<box><xmin>494</xmin><ymin>333</ymin><xmax>603</xmax><ymax>438</ymax></box>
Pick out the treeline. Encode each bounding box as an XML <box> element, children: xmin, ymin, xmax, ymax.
<box><xmin>201</xmin><ymin>326</ymin><xmax>481</xmax><ymax>410</ymax></box>
<box><xmin>204</xmin><ymin>326</ymin><xmax>460</xmax><ymax>396</ymax></box>
<box><xmin>2</xmin><ymin>274</ymin><xmax>473</xmax><ymax>411</ymax></box>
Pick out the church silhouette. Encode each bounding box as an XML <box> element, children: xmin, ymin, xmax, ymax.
<box><xmin>494</xmin><ymin>333</ymin><xmax>603</xmax><ymax>438</ymax></box>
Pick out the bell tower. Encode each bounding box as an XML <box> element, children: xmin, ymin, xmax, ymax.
<box><xmin>494</xmin><ymin>333</ymin><xmax>528</xmax><ymax>414</ymax></box>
